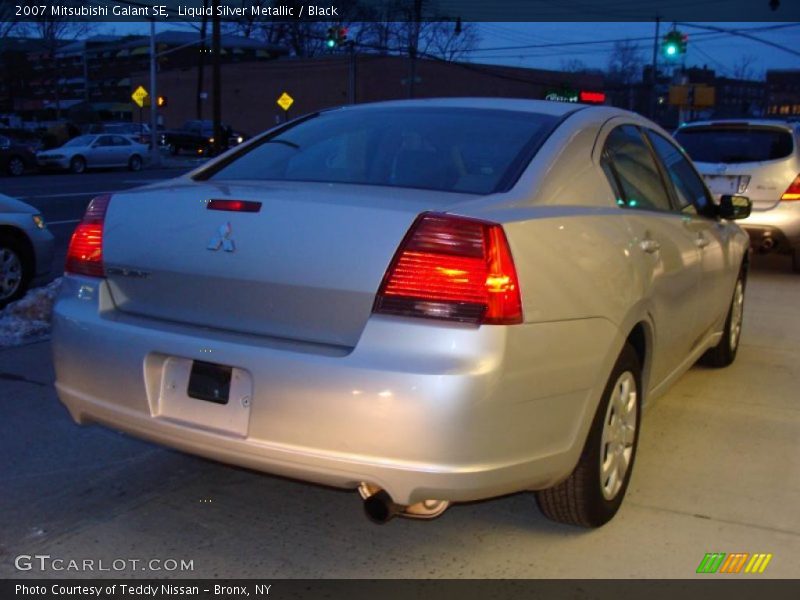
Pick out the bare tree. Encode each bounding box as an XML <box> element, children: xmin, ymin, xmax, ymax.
<box><xmin>561</xmin><ymin>58</ymin><xmax>589</xmax><ymax>74</ymax></box>
<box><xmin>731</xmin><ymin>54</ymin><xmax>758</xmax><ymax>80</ymax></box>
<box><xmin>1</xmin><ymin>4</ymin><xmax>20</xmax><ymax>40</ymax></box>
<box><xmin>19</xmin><ymin>15</ymin><xmax>94</xmax><ymax>118</ymax></box>
<box><xmin>418</xmin><ymin>20</ymin><xmax>480</xmax><ymax>61</ymax></box>
<box><xmin>607</xmin><ymin>39</ymin><xmax>644</xmax><ymax>86</ymax></box>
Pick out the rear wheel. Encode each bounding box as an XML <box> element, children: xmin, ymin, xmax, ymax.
<box><xmin>536</xmin><ymin>343</ymin><xmax>641</xmax><ymax>527</ymax></box>
<box><xmin>0</xmin><ymin>236</ymin><xmax>31</xmax><ymax>308</ymax></box>
<box><xmin>69</xmin><ymin>156</ymin><xmax>86</xmax><ymax>174</ymax></box>
<box><xmin>792</xmin><ymin>248</ymin><xmax>800</xmax><ymax>274</ymax></box>
<box><xmin>7</xmin><ymin>156</ymin><xmax>25</xmax><ymax>176</ymax></box>
<box><xmin>699</xmin><ymin>274</ymin><xmax>745</xmax><ymax>368</ymax></box>
<box><xmin>128</xmin><ymin>154</ymin><xmax>142</xmax><ymax>172</ymax></box>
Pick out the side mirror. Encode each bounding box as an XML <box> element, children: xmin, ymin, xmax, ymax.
<box><xmin>719</xmin><ymin>195</ymin><xmax>752</xmax><ymax>220</ymax></box>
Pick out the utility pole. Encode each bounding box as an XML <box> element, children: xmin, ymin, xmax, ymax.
<box><xmin>348</xmin><ymin>41</ymin><xmax>356</xmax><ymax>104</ymax></box>
<box><xmin>408</xmin><ymin>0</ymin><xmax>422</xmax><ymax>99</ymax></box>
<box><xmin>211</xmin><ymin>2</ymin><xmax>222</xmax><ymax>156</ymax></box>
<box><xmin>149</xmin><ymin>19</ymin><xmax>160</xmax><ymax>166</ymax></box>
<box><xmin>197</xmin><ymin>0</ymin><xmax>208</xmax><ymax>120</ymax></box>
<box><xmin>649</xmin><ymin>16</ymin><xmax>660</xmax><ymax>120</ymax></box>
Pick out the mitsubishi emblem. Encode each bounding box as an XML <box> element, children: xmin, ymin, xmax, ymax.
<box><xmin>207</xmin><ymin>222</ymin><xmax>235</xmax><ymax>252</ymax></box>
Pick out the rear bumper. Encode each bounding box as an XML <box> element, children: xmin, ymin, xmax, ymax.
<box><xmin>52</xmin><ymin>276</ymin><xmax>618</xmax><ymax>505</ymax></box>
<box><xmin>739</xmin><ymin>202</ymin><xmax>800</xmax><ymax>251</ymax></box>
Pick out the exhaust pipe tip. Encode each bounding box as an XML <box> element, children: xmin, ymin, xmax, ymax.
<box><xmin>761</xmin><ymin>236</ymin><xmax>775</xmax><ymax>252</ymax></box>
<box><xmin>363</xmin><ymin>490</ymin><xmax>402</xmax><ymax>525</ymax></box>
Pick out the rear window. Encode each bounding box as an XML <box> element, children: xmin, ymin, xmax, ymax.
<box><xmin>675</xmin><ymin>125</ymin><xmax>794</xmax><ymax>164</ymax></box>
<box><xmin>199</xmin><ymin>107</ymin><xmax>559</xmax><ymax>194</ymax></box>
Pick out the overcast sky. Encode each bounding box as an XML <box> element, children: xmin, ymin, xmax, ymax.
<box><xmin>99</xmin><ymin>21</ymin><xmax>800</xmax><ymax>78</ymax></box>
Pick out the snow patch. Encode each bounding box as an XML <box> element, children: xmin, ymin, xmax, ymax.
<box><xmin>0</xmin><ymin>278</ymin><xmax>63</xmax><ymax>347</ymax></box>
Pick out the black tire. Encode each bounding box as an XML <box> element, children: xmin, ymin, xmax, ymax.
<box><xmin>7</xmin><ymin>156</ymin><xmax>25</xmax><ymax>176</ymax></box>
<box><xmin>69</xmin><ymin>156</ymin><xmax>86</xmax><ymax>174</ymax></box>
<box><xmin>536</xmin><ymin>343</ymin><xmax>642</xmax><ymax>527</ymax></box>
<box><xmin>792</xmin><ymin>248</ymin><xmax>800</xmax><ymax>274</ymax></box>
<box><xmin>699</xmin><ymin>272</ymin><xmax>745</xmax><ymax>368</ymax></box>
<box><xmin>0</xmin><ymin>235</ymin><xmax>31</xmax><ymax>309</ymax></box>
<box><xmin>128</xmin><ymin>154</ymin><xmax>142</xmax><ymax>172</ymax></box>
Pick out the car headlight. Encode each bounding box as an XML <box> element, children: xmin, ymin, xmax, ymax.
<box><xmin>32</xmin><ymin>214</ymin><xmax>46</xmax><ymax>230</ymax></box>
<box><xmin>236</xmin><ymin>136</ymin><xmax>243</xmax><ymax>144</ymax></box>
<box><xmin>208</xmin><ymin>137</ymin><xmax>215</xmax><ymax>143</ymax></box>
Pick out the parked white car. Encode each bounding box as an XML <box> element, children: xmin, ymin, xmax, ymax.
<box><xmin>52</xmin><ymin>99</ymin><xmax>751</xmax><ymax>527</ymax></box>
<box><xmin>37</xmin><ymin>134</ymin><xmax>148</xmax><ymax>174</ymax></box>
<box><xmin>0</xmin><ymin>193</ymin><xmax>54</xmax><ymax>307</ymax></box>
<box><xmin>675</xmin><ymin>119</ymin><xmax>800</xmax><ymax>272</ymax></box>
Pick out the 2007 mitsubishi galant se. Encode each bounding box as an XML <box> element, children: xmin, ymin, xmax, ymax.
<box><xmin>52</xmin><ymin>99</ymin><xmax>751</xmax><ymax>527</ymax></box>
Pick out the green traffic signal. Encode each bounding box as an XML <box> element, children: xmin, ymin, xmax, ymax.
<box><xmin>325</xmin><ymin>27</ymin><xmax>336</xmax><ymax>49</ymax></box>
<box><xmin>662</xmin><ymin>30</ymin><xmax>686</xmax><ymax>59</ymax></box>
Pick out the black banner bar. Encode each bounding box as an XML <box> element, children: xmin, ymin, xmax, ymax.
<box><xmin>3</xmin><ymin>580</ymin><xmax>800</xmax><ymax>600</ymax></box>
<box><xmin>3</xmin><ymin>0</ymin><xmax>800</xmax><ymax>23</ymax></box>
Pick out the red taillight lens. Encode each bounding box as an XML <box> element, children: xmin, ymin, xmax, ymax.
<box><xmin>374</xmin><ymin>213</ymin><xmax>523</xmax><ymax>325</ymax></box>
<box><xmin>207</xmin><ymin>199</ymin><xmax>262</xmax><ymax>212</ymax></box>
<box><xmin>781</xmin><ymin>174</ymin><xmax>800</xmax><ymax>201</ymax></box>
<box><xmin>65</xmin><ymin>194</ymin><xmax>112</xmax><ymax>277</ymax></box>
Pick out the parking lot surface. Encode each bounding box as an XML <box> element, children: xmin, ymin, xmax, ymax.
<box><xmin>0</xmin><ymin>255</ymin><xmax>798</xmax><ymax>579</ymax></box>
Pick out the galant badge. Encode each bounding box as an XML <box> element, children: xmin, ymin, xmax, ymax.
<box><xmin>207</xmin><ymin>222</ymin><xmax>235</xmax><ymax>252</ymax></box>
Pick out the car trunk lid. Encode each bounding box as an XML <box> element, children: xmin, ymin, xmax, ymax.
<box><xmin>102</xmin><ymin>180</ymin><xmax>468</xmax><ymax>348</ymax></box>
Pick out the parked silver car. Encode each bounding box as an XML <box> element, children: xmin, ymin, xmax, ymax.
<box><xmin>675</xmin><ymin>119</ymin><xmax>800</xmax><ymax>271</ymax></box>
<box><xmin>0</xmin><ymin>193</ymin><xmax>54</xmax><ymax>308</ymax></box>
<box><xmin>52</xmin><ymin>99</ymin><xmax>751</xmax><ymax>527</ymax></box>
<box><xmin>37</xmin><ymin>134</ymin><xmax>148</xmax><ymax>174</ymax></box>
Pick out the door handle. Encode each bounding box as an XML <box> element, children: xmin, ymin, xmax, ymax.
<box><xmin>639</xmin><ymin>239</ymin><xmax>661</xmax><ymax>254</ymax></box>
<box><xmin>695</xmin><ymin>233</ymin><xmax>710</xmax><ymax>249</ymax></box>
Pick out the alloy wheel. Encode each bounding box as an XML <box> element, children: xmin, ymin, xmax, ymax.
<box><xmin>8</xmin><ymin>157</ymin><xmax>24</xmax><ymax>176</ymax></box>
<box><xmin>0</xmin><ymin>247</ymin><xmax>23</xmax><ymax>302</ymax></box>
<box><xmin>600</xmin><ymin>371</ymin><xmax>638</xmax><ymax>501</ymax></box>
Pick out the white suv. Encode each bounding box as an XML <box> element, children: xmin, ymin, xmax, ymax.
<box><xmin>675</xmin><ymin>119</ymin><xmax>800</xmax><ymax>272</ymax></box>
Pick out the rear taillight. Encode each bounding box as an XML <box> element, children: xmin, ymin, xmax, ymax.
<box><xmin>781</xmin><ymin>174</ymin><xmax>800</xmax><ymax>201</ymax></box>
<box><xmin>65</xmin><ymin>194</ymin><xmax>112</xmax><ymax>277</ymax></box>
<box><xmin>374</xmin><ymin>213</ymin><xmax>523</xmax><ymax>325</ymax></box>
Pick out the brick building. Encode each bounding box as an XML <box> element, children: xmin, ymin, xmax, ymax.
<box><xmin>133</xmin><ymin>54</ymin><xmax>606</xmax><ymax>135</ymax></box>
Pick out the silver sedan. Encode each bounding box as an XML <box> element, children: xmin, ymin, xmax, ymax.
<box><xmin>52</xmin><ymin>99</ymin><xmax>751</xmax><ymax>527</ymax></box>
<box><xmin>0</xmin><ymin>193</ymin><xmax>54</xmax><ymax>308</ymax></box>
<box><xmin>37</xmin><ymin>134</ymin><xmax>148</xmax><ymax>174</ymax></box>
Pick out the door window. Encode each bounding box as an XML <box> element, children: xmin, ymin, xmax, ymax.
<box><xmin>601</xmin><ymin>125</ymin><xmax>673</xmax><ymax>212</ymax></box>
<box><xmin>645</xmin><ymin>130</ymin><xmax>714</xmax><ymax>217</ymax></box>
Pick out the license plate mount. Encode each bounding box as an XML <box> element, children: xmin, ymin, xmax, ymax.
<box><xmin>187</xmin><ymin>361</ymin><xmax>232</xmax><ymax>405</ymax></box>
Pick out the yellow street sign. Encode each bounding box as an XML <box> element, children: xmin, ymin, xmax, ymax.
<box><xmin>132</xmin><ymin>85</ymin><xmax>149</xmax><ymax>108</ymax></box>
<box><xmin>277</xmin><ymin>92</ymin><xmax>294</xmax><ymax>111</ymax></box>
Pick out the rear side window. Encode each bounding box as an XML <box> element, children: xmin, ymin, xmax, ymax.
<box><xmin>201</xmin><ymin>107</ymin><xmax>560</xmax><ymax>194</ymax></box>
<box><xmin>601</xmin><ymin>125</ymin><xmax>673</xmax><ymax>212</ymax></box>
<box><xmin>675</xmin><ymin>126</ymin><xmax>794</xmax><ymax>163</ymax></box>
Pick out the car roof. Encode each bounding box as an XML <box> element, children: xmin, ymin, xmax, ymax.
<box><xmin>333</xmin><ymin>97</ymin><xmax>599</xmax><ymax>117</ymax></box>
<box><xmin>678</xmin><ymin>119</ymin><xmax>797</xmax><ymax>131</ymax></box>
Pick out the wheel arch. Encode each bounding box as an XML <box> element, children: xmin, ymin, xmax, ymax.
<box><xmin>625</xmin><ymin>320</ymin><xmax>653</xmax><ymax>406</ymax></box>
<box><xmin>0</xmin><ymin>224</ymin><xmax>35</xmax><ymax>275</ymax></box>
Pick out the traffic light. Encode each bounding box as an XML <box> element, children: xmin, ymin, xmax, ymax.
<box><xmin>325</xmin><ymin>26</ymin><xmax>349</xmax><ymax>49</ymax></box>
<box><xmin>156</xmin><ymin>95</ymin><xmax>167</xmax><ymax>107</ymax></box>
<box><xmin>662</xmin><ymin>30</ymin><xmax>687</xmax><ymax>59</ymax></box>
<box><xmin>325</xmin><ymin>27</ymin><xmax>337</xmax><ymax>49</ymax></box>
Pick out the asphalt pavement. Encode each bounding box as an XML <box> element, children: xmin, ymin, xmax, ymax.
<box><xmin>1</xmin><ymin>166</ymin><xmax>195</xmax><ymax>276</ymax></box>
<box><xmin>0</xmin><ymin>254</ymin><xmax>798</xmax><ymax>579</ymax></box>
